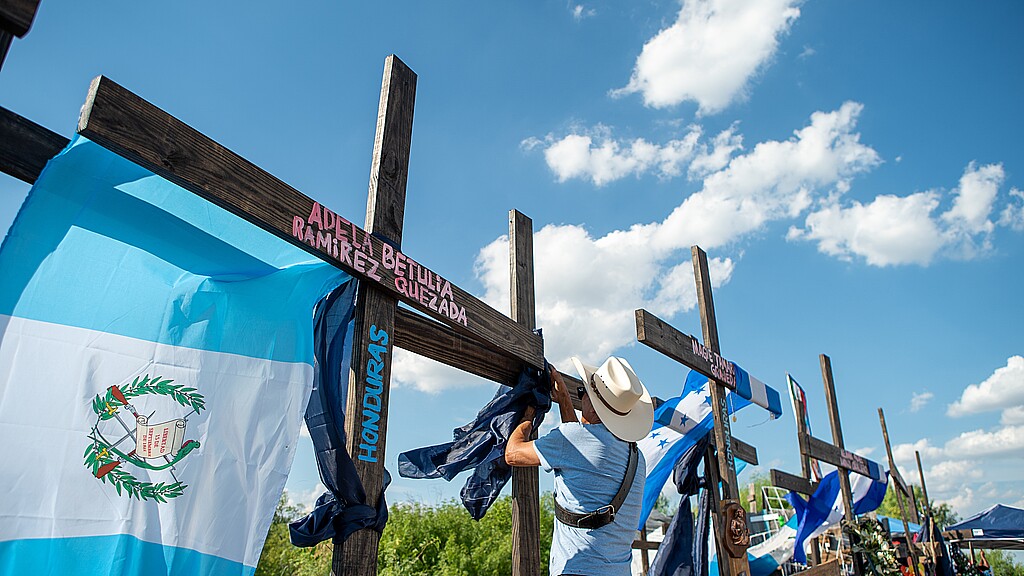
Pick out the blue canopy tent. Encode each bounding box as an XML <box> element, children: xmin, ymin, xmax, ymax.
<box><xmin>945</xmin><ymin>505</ymin><xmax>1024</xmax><ymax>551</ymax></box>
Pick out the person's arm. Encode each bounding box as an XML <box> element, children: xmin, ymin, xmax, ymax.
<box><xmin>505</xmin><ymin>407</ymin><xmax>541</xmax><ymax>467</ymax></box>
<box><xmin>550</xmin><ymin>367</ymin><xmax>578</xmax><ymax>424</ymax></box>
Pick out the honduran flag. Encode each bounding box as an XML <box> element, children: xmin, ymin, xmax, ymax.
<box><xmin>709</xmin><ymin>469</ymin><xmax>888</xmax><ymax>576</ymax></box>
<box><xmin>636</xmin><ymin>368</ymin><xmax>754</xmax><ymax>529</ymax></box>
<box><xmin>788</xmin><ymin>468</ymin><xmax>889</xmax><ymax>564</ymax></box>
<box><xmin>0</xmin><ymin>136</ymin><xmax>349</xmax><ymax>575</ymax></box>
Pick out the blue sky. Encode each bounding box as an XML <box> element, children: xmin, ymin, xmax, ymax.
<box><xmin>3</xmin><ymin>0</ymin><xmax>1022</xmax><ymax>521</ymax></box>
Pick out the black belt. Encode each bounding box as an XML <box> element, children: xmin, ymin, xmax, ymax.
<box><xmin>554</xmin><ymin>442</ymin><xmax>638</xmax><ymax>530</ymax></box>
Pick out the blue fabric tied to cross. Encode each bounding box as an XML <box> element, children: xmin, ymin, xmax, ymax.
<box><xmin>290</xmin><ymin>281</ymin><xmax>390</xmax><ymax>546</ymax></box>
<box><xmin>398</xmin><ymin>360</ymin><xmax>552</xmax><ymax>520</ymax></box>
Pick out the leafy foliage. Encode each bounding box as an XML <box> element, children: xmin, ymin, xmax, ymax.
<box><xmin>256</xmin><ymin>492</ymin><xmax>556</xmax><ymax>576</ymax></box>
<box><xmin>844</xmin><ymin>516</ymin><xmax>900</xmax><ymax>576</ymax></box>
<box><xmin>876</xmin><ymin>484</ymin><xmax>960</xmax><ymax>529</ymax></box>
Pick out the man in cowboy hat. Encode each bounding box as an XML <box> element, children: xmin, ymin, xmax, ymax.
<box><xmin>505</xmin><ymin>356</ymin><xmax>654</xmax><ymax>576</ymax></box>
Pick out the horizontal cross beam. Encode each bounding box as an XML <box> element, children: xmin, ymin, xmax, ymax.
<box><xmin>74</xmin><ymin>75</ymin><xmax>544</xmax><ymax>369</ymax></box>
<box><xmin>0</xmin><ymin>106</ymin><xmax>69</xmax><ymax>183</ymax></box>
<box><xmin>636</xmin><ymin>308</ymin><xmax>740</xmax><ymax>389</ymax></box>
<box><xmin>636</xmin><ymin>309</ymin><xmax>782</xmax><ymax>417</ymax></box>
<box><xmin>770</xmin><ymin>468</ymin><xmax>818</xmax><ymax>495</ymax></box>
<box><xmin>800</xmin><ymin>434</ymin><xmax>885</xmax><ymax>482</ymax></box>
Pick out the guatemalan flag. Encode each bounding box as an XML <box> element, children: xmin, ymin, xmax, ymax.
<box><xmin>0</xmin><ymin>136</ymin><xmax>350</xmax><ymax>575</ymax></box>
<box><xmin>637</xmin><ymin>368</ymin><xmax>754</xmax><ymax>529</ymax></box>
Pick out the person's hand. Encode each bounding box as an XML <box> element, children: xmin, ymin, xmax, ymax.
<box><xmin>522</xmin><ymin>405</ymin><xmax>536</xmax><ymax>423</ymax></box>
<box><xmin>549</xmin><ymin>368</ymin><xmax>572</xmax><ymax>407</ymax></box>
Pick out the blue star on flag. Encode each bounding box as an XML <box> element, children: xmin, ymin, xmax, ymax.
<box><xmin>658</xmin><ymin>439</ymin><xmax>669</xmax><ymax>448</ymax></box>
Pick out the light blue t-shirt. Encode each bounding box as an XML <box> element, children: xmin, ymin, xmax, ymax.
<box><xmin>534</xmin><ymin>422</ymin><xmax>646</xmax><ymax>576</ymax></box>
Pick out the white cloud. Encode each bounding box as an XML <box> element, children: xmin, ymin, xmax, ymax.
<box><xmin>792</xmin><ymin>192</ymin><xmax>944</xmax><ymax>266</ymax></box>
<box><xmin>948</xmin><ymin>356</ymin><xmax>1024</xmax><ymax>417</ymax></box>
<box><xmin>525</xmin><ymin>125</ymin><xmax>701</xmax><ymax>186</ymax></box>
<box><xmin>944</xmin><ymin>425</ymin><xmax>1024</xmax><ymax>458</ymax></box>
<box><xmin>852</xmin><ymin>446</ymin><xmax>876</xmax><ymax>458</ymax></box>
<box><xmin>391</xmin><ymin>348</ymin><xmax>489</xmax><ymax>393</ymax></box>
<box><xmin>999</xmin><ymin>188</ymin><xmax>1024</xmax><ymax>231</ymax></box>
<box><xmin>475</xmin><ymin>223</ymin><xmax>735</xmax><ymax>367</ymax></box>
<box><xmin>284</xmin><ymin>483</ymin><xmax>326</xmax><ymax>514</ymax></box>
<box><xmin>1001</xmin><ymin>406</ymin><xmax>1024</xmax><ymax>426</ymax></box>
<box><xmin>688</xmin><ymin>123</ymin><xmax>743</xmax><ymax>178</ymax></box>
<box><xmin>659</xmin><ymin>102</ymin><xmax>879</xmax><ymax>251</ymax></box>
<box><xmin>927</xmin><ymin>459</ymin><xmax>983</xmax><ymax>493</ymax></box>
<box><xmin>792</xmin><ymin>163</ymin><xmax>1013</xmax><ymax>266</ymax></box>
<box><xmin>940</xmin><ymin>162</ymin><xmax>1004</xmax><ymax>258</ymax></box>
<box><xmin>571</xmin><ymin>4</ymin><xmax>595</xmax><ymax>21</ymax></box>
<box><xmin>495</xmin><ymin>103</ymin><xmax>881</xmax><ymax>378</ymax></box>
<box><xmin>614</xmin><ymin>0</ymin><xmax>802</xmax><ymax>114</ymax></box>
<box><xmin>910</xmin><ymin>391</ymin><xmax>934</xmax><ymax>413</ymax></box>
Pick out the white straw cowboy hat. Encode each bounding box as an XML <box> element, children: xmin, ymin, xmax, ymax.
<box><xmin>570</xmin><ymin>356</ymin><xmax>654</xmax><ymax>442</ymax></box>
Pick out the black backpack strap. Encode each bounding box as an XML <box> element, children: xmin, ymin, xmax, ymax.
<box><xmin>554</xmin><ymin>442</ymin><xmax>638</xmax><ymax>530</ymax></box>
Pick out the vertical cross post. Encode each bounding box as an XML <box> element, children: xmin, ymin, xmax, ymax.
<box><xmin>792</xmin><ymin>377</ymin><xmax>822</xmax><ymax>565</ymax></box>
<box><xmin>693</xmin><ymin>245</ymin><xmax>751</xmax><ymax>576</ymax></box>
<box><xmin>879</xmin><ymin>408</ymin><xmax>921</xmax><ymax>576</ymax></box>
<box><xmin>509</xmin><ymin>209</ymin><xmax>541</xmax><ymax>576</ymax></box>
<box><xmin>0</xmin><ymin>0</ymin><xmax>42</xmax><ymax>71</ymax></box>
<box><xmin>916</xmin><ymin>450</ymin><xmax>939</xmax><ymax>567</ymax></box>
<box><xmin>334</xmin><ymin>54</ymin><xmax>417</xmax><ymax>576</ymax></box>
<box><xmin>819</xmin><ymin>354</ymin><xmax>862</xmax><ymax>576</ymax></box>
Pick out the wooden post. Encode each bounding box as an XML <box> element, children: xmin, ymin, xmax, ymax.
<box><xmin>0</xmin><ymin>0</ymin><xmax>42</xmax><ymax>72</ymax></box>
<box><xmin>790</xmin><ymin>373</ymin><xmax>821</xmax><ymax>565</ymax></box>
<box><xmin>879</xmin><ymin>408</ymin><xmax>921</xmax><ymax>576</ymax></box>
<box><xmin>334</xmin><ymin>54</ymin><xmax>417</xmax><ymax>576</ymax></box>
<box><xmin>915</xmin><ymin>450</ymin><xmax>940</xmax><ymax>568</ymax></box>
<box><xmin>693</xmin><ymin>245</ymin><xmax>751</xmax><ymax>576</ymax></box>
<box><xmin>509</xmin><ymin>210</ymin><xmax>541</xmax><ymax>576</ymax></box>
<box><xmin>819</xmin><ymin>354</ymin><xmax>862</xmax><ymax>576</ymax></box>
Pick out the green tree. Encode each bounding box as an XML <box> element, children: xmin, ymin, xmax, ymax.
<box><xmin>255</xmin><ymin>495</ymin><xmax>332</xmax><ymax>576</ymax></box>
<box><xmin>256</xmin><ymin>492</ymin><xmax>558</xmax><ymax>575</ymax></box>
<box><xmin>876</xmin><ymin>484</ymin><xmax>960</xmax><ymax>530</ymax></box>
<box><xmin>739</xmin><ymin>473</ymin><xmax>791</xmax><ymax>515</ymax></box>
<box><xmin>984</xmin><ymin>550</ymin><xmax>1024</xmax><ymax>576</ymax></box>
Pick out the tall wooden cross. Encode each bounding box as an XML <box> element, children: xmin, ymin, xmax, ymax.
<box><xmin>2</xmin><ymin>55</ymin><xmax>553</xmax><ymax>575</ymax></box>
<box><xmin>0</xmin><ymin>0</ymin><xmax>39</xmax><ymax>71</ymax></box>
<box><xmin>879</xmin><ymin>407</ymin><xmax>922</xmax><ymax>576</ymax></box>
<box><xmin>782</xmin><ymin>355</ymin><xmax>887</xmax><ymax>576</ymax></box>
<box><xmin>632</xmin><ymin>245</ymin><xmax>780</xmax><ymax>576</ymax></box>
<box><xmin>770</xmin><ymin>374</ymin><xmax>822</xmax><ymax>565</ymax></box>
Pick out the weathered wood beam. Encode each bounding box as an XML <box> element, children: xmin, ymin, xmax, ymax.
<box><xmin>76</xmin><ymin>75</ymin><xmax>544</xmax><ymax>369</ymax></box>
<box><xmin>800</xmin><ymin>434</ymin><xmax>885</xmax><ymax>482</ymax></box>
<box><xmin>636</xmin><ymin>308</ymin><xmax>740</xmax><ymax>391</ymax></box>
<box><xmin>770</xmin><ymin>468</ymin><xmax>818</xmax><ymax>495</ymax></box>
<box><xmin>336</xmin><ymin>55</ymin><xmax>414</xmax><ymax>576</ymax></box>
<box><xmin>0</xmin><ymin>0</ymin><xmax>40</xmax><ymax>38</ymax></box>
<box><xmin>0</xmin><ymin>105</ymin><xmax>68</xmax><ymax>184</ymax></box>
<box><xmin>732</xmin><ymin>436</ymin><xmax>758</xmax><ymax>466</ymax></box>
<box><xmin>394</xmin><ymin>307</ymin><xmax>520</xmax><ymax>382</ymax></box>
<box><xmin>801</xmin><ymin>561</ymin><xmax>842</xmax><ymax>576</ymax></box>
<box><xmin>509</xmin><ymin>210</ymin><xmax>541</xmax><ymax>576</ymax></box>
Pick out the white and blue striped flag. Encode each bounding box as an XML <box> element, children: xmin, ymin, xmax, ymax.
<box><xmin>710</xmin><ymin>469</ymin><xmax>889</xmax><ymax>576</ymax></box>
<box><xmin>637</xmin><ymin>368</ymin><xmax>755</xmax><ymax>528</ymax></box>
<box><xmin>0</xmin><ymin>136</ymin><xmax>348</xmax><ymax>575</ymax></box>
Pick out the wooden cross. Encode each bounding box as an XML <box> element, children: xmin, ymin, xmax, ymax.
<box><xmin>2</xmin><ymin>56</ymin><xmax>552</xmax><ymax>575</ymax></box>
<box><xmin>879</xmin><ymin>407</ymin><xmax>922</xmax><ymax>576</ymax></box>
<box><xmin>772</xmin><ymin>355</ymin><xmax>887</xmax><ymax>576</ymax></box>
<box><xmin>0</xmin><ymin>0</ymin><xmax>39</xmax><ymax>71</ymax></box>
<box><xmin>631</xmin><ymin>245</ymin><xmax>784</xmax><ymax>576</ymax></box>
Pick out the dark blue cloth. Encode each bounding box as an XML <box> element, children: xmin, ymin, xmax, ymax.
<box><xmin>916</xmin><ymin>515</ymin><xmax>954</xmax><ymax>576</ymax></box>
<box><xmin>289</xmin><ymin>280</ymin><xmax>390</xmax><ymax>547</ymax></box>
<box><xmin>649</xmin><ymin>434</ymin><xmax>711</xmax><ymax>576</ymax></box>
<box><xmin>398</xmin><ymin>361</ymin><xmax>551</xmax><ymax>520</ymax></box>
